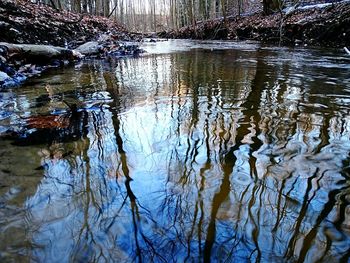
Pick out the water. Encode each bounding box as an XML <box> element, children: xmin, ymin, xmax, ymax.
<box><xmin>0</xmin><ymin>40</ymin><xmax>350</xmax><ymax>262</ymax></box>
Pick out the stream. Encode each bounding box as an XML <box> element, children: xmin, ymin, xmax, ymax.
<box><xmin>0</xmin><ymin>39</ymin><xmax>350</xmax><ymax>262</ymax></box>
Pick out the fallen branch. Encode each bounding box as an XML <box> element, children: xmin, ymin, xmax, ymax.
<box><xmin>345</xmin><ymin>47</ymin><xmax>350</xmax><ymax>55</ymax></box>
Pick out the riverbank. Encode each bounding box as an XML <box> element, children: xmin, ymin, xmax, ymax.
<box><xmin>0</xmin><ymin>0</ymin><xmax>138</xmax><ymax>46</ymax></box>
<box><xmin>0</xmin><ymin>0</ymin><xmax>143</xmax><ymax>88</ymax></box>
<box><xmin>1</xmin><ymin>0</ymin><xmax>349</xmax><ymax>88</ymax></box>
<box><xmin>158</xmin><ymin>1</ymin><xmax>350</xmax><ymax>47</ymax></box>
<box><xmin>0</xmin><ymin>40</ymin><xmax>143</xmax><ymax>88</ymax></box>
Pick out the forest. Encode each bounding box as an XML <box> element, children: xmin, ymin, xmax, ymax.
<box><xmin>28</xmin><ymin>0</ymin><xmax>350</xmax><ymax>34</ymax></box>
<box><xmin>32</xmin><ymin>0</ymin><xmax>263</xmax><ymax>31</ymax></box>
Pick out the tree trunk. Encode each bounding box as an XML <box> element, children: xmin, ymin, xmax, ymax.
<box><xmin>263</xmin><ymin>0</ymin><xmax>279</xmax><ymax>15</ymax></box>
<box><xmin>103</xmin><ymin>0</ymin><xmax>110</xmax><ymax>17</ymax></box>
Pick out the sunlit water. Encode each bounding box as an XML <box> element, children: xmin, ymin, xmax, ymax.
<box><xmin>0</xmin><ymin>40</ymin><xmax>350</xmax><ymax>262</ymax></box>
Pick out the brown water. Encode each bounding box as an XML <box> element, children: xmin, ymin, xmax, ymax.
<box><xmin>0</xmin><ymin>40</ymin><xmax>350</xmax><ymax>262</ymax></box>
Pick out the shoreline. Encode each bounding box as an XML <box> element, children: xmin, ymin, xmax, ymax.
<box><xmin>1</xmin><ymin>0</ymin><xmax>349</xmax><ymax>88</ymax></box>
<box><xmin>0</xmin><ymin>0</ymin><xmax>143</xmax><ymax>89</ymax></box>
<box><xmin>158</xmin><ymin>1</ymin><xmax>350</xmax><ymax>48</ymax></box>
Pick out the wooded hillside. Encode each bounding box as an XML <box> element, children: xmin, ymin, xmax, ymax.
<box><xmin>161</xmin><ymin>1</ymin><xmax>350</xmax><ymax>47</ymax></box>
<box><xmin>1</xmin><ymin>0</ymin><xmax>349</xmax><ymax>48</ymax></box>
<box><xmin>28</xmin><ymin>0</ymin><xmax>346</xmax><ymax>33</ymax></box>
<box><xmin>0</xmin><ymin>0</ymin><xmax>130</xmax><ymax>46</ymax></box>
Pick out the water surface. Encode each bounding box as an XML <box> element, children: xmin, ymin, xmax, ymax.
<box><xmin>0</xmin><ymin>40</ymin><xmax>350</xmax><ymax>262</ymax></box>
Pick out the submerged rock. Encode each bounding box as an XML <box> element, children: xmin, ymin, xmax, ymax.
<box><xmin>0</xmin><ymin>71</ymin><xmax>26</xmax><ymax>88</ymax></box>
<box><xmin>75</xmin><ymin>39</ymin><xmax>144</xmax><ymax>58</ymax></box>
<box><xmin>107</xmin><ymin>43</ymin><xmax>144</xmax><ymax>57</ymax></box>
<box><xmin>0</xmin><ymin>71</ymin><xmax>10</xmax><ymax>83</ymax></box>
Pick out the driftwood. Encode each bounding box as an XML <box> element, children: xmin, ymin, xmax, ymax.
<box><xmin>345</xmin><ymin>47</ymin><xmax>350</xmax><ymax>56</ymax></box>
<box><xmin>0</xmin><ymin>42</ymin><xmax>82</xmax><ymax>63</ymax></box>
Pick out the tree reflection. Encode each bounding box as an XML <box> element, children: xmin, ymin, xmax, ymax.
<box><xmin>1</xmin><ymin>44</ymin><xmax>350</xmax><ymax>262</ymax></box>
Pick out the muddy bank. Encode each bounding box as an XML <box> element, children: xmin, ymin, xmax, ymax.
<box><xmin>159</xmin><ymin>1</ymin><xmax>350</xmax><ymax>47</ymax></box>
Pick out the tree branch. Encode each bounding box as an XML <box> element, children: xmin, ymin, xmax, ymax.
<box><xmin>344</xmin><ymin>47</ymin><xmax>350</xmax><ymax>56</ymax></box>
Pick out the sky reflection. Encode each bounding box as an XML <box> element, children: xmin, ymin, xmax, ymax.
<box><xmin>0</xmin><ymin>41</ymin><xmax>350</xmax><ymax>262</ymax></box>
